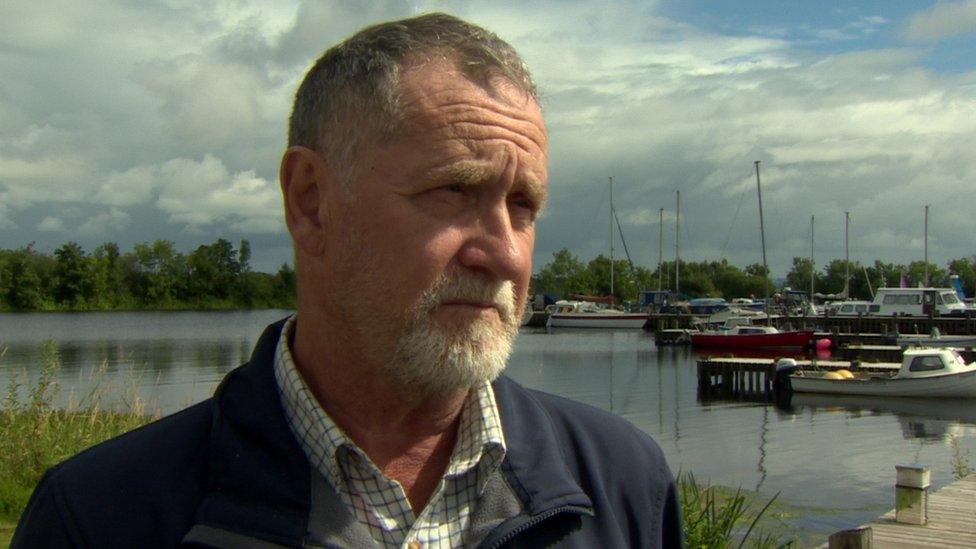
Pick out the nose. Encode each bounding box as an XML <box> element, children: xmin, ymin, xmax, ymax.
<box><xmin>456</xmin><ymin>199</ymin><xmax>530</xmax><ymax>282</ymax></box>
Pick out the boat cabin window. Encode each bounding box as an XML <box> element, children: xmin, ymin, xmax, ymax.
<box><xmin>940</xmin><ymin>292</ymin><xmax>961</xmax><ymax>305</ymax></box>
<box><xmin>883</xmin><ymin>294</ymin><xmax>922</xmax><ymax>305</ymax></box>
<box><xmin>908</xmin><ymin>355</ymin><xmax>945</xmax><ymax>372</ymax></box>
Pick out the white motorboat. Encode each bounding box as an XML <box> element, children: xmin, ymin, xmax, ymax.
<box><xmin>787</xmin><ymin>348</ymin><xmax>976</xmax><ymax>398</ymax></box>
<box><xmin>546</xmin><ymin>300</ymin><xmax>647</xmax><ymax>329</ymax></box>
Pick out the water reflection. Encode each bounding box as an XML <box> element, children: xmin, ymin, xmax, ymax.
<box><xmin>784</xmin><ymin>393</ymin><xmax>976</xmax><ymax>441</ymax></box>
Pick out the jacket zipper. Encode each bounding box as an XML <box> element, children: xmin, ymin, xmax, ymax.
<box><xmin>479</xmin><ymin>505</ymin><xmax>591</xmax><ymax>549</ymax></box>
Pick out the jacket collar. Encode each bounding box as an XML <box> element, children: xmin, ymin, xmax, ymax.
<box><xmin>191</xmin><ymin>319</ymin><xmax>592</xmax><ymax>545</ymax></box>
<box><xmin>194</xmin><ymin>318</ymin><xmax>311</xmax><ymax>546</ymax></box>
<box><xmin>491</xmin><ymin>376</ymin><xmax>594</xmax><ymax>515</ymax></box>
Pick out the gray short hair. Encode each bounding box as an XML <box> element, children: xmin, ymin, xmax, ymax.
<box><xmin>287</xmin><ymin>13</ymin><xmax>538</xmax><ymax>185</ymax></box>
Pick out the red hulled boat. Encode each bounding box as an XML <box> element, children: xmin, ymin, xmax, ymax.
<box><xmin>690</xmin><ymin>325</ymin><xmax>814</xmax><ymax>349</ymax></box>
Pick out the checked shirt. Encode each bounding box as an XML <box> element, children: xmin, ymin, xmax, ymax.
<box><xmin>273</xmin><ymin>316</ymin><xmax>507</xmax><ymax>548</ymax></box>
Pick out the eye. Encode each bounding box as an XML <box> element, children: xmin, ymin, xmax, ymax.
<box><xmin>509</xmin><ymin>193</ymin><xmax>539</xmax><ymax>219</ymax></box>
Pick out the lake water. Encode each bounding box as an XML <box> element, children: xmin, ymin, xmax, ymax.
<box><xmin>2</xmin><ymin>310</ymin><xmax>974</xmax><ymax>545</ymax></box>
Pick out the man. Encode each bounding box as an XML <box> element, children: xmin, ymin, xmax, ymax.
<box><xmin>14</xmin><ymin>13</ymin><xmax>682</xmax><ymax>548</ymax></box>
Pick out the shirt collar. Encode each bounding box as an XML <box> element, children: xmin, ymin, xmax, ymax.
<box><xmin>273</xmin><ymin>314</ymin><xmax>507</xmax><ymax>487</ymax></box>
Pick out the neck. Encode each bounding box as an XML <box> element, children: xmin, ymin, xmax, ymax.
<box><xmin>291</xmin><ymin>314</ymin><xmax>471</xmax><ymax>510</ymax></box>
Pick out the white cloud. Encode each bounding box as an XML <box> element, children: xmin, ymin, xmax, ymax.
<box><xmin>78</xmin><ymin>208</ymin><xmax>132</xmax><ymax>236</ymax></box>
<box><xmin>95</xmin><ymin>166</ymin><xmax>158</xmax><ymax>206</ymax></box>
<box><xmin>37</xmin><ymin>216</ymin><xmax>66</xmax><ymax>232</ymax></box>
<box><xmin>154</xmin><ymin>155</ymin><xmax>283</xmax><ymax>233</ymax></box>
<box><xmin>904</xmin><ymin>0</ymin><xmax>976</xmax><ymax>41</ymax></box>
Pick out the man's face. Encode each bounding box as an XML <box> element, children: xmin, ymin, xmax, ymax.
<box><xmin>323</xmin><ymin>60</ymin><xmax>548</xmax><ymax>394</ymax></box>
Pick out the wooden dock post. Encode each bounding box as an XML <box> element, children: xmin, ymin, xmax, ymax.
<box><xmin>827</xmin><ymin>527</ymin><xmax>872</xmax><ymax>549</ymax></box>
<box><xmin>895</xmin><ymin>465</ymin><xmax>930</xmax><ymax>525</ymax></box>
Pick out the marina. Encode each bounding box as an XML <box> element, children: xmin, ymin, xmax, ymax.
<box><xmin>2</xmin><ymin>310</ymin><xmax>976</xmax><ymax>545</ymax></box>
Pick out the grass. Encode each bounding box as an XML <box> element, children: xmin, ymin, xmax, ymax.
<box><xmin>0</xmin><ymin>342</ymin><xmax>157</xmax><ymax>528</ymax></box>
<box><xmin>949</xmin><ymin>434</ymin><xmax>973</xmax><ymax>480</ymax></box>
<box><xmin>678</xmin><ymin>472</ymin><xmax>796</xmax><ymax>548</ymax></box>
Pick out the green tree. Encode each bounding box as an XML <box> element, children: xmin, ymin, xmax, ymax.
<box><xmin>678</xmin><ymin>267</ymin><xmax>718</xmax><ymax>298</ymax></box>
<box><xmin>864</xmin><ymin>260</ymin><xmax>901</xmax><ymax>291</ymax></box>
<box><xmin>131</xmin><ymin>240</ymin><xmax>185</xmax><ymax>306</ymax></box>
<box><xmin>1</xmin><ymin>247</ymin><xmax>45</xmax><ymax>310</ymax></box>
<box><xmin>90</xmin><ymin>242</ymin><xmax>129</xmax><ymax>308</ymax></box>
<box><xmin>947</xmin><ymin>257</ymin><xmax>976</xmax><ymax>297</ymax></box>
<box><xmin>272</xmin><ymin>263</ymin><xmax>297</xmax><ymax>307</ymax></box>
<box><xmin>186</xmin><ymin>238</ymin><xmax>239</xmax><ymax>303</ymax></box>
<box><xmin>785</xmin><ymin>257</ymin><xmax>826</xmax><ymax>295</ymax></box>
<box><xmin>821</xmin><ymin>259</ymin><xmax>868</xmax><ymax>298</ymax></box>
<box><xmin>905</xmin><ymin>260</ymin><xmax>948</xmax><ymax>288</ymax></box>
<box><xmin>53</xmin><ymin>242</ymin><xmax>93</xmax><ymax>307</ymax></box>
<box><xmin>535</xmin><ymin>248</ymin><xmax>595</xmax><ymax>297</ymax></box>
<box><xmin>236</xmin><ymin>239</ymin><xmax>255</xmax><ymax>306</ymax></box>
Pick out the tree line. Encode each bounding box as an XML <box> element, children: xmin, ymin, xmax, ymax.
<box><xmin>5</xmin><ymin>240</ymin><xmax>973</xmax><ymax>311</ymax></box>
<box><xmin>532</xmin><ymin>248</ymin><xmax>976</xmax><ymax>304</ymax></box>
<box><xmin>783</xmin><ymin>256</ymin><xmax>976</xmax><ymax>301</ymax></box>
<box><xmin>0</xmin><ymin>239</ymin><xmax>295</xmax><ymax>311</ymax></box>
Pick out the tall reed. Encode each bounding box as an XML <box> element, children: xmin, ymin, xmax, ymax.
<box><xmin>678</xmin><ymin>472</ymin><xmax>794</xmax><ymax>548</ymax></box>
<box><xmin>0</xmin><ymin>342</ymin><xmax>157</xmax><ymax>522</ymax></box>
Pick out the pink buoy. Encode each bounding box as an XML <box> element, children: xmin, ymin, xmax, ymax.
<box><xmin>815</xmin><ymin>338</ymin><xmax>832</xmax><ymax>349</ymax></box>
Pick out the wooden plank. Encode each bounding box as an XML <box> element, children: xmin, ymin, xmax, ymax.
<box><xmin>823</xmin><ymin>475</ymin><xmax>976</xmax><ymax>548</ymax></box>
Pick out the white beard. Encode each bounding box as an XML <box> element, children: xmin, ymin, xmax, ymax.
<box><xmin>385</xmin><ymin>273</ymin><xmax>522</xmax><ymax>396</ymax></box>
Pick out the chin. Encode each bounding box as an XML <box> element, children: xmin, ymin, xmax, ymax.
<box><xmin>387</xmin><ymin>315</ymin><xmax>517</xmax><ymax>396</ymax></box>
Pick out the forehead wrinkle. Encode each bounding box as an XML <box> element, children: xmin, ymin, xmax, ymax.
<box><xmin>399</xmin><ymin>95</ymin><xmax>547</xmax><ymax>155</ymax></box>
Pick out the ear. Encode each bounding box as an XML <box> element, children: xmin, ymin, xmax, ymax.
<box><xmin>280</xmin><ymin>146</ymin><xmax>332</xmax><ymax>257</ymax></box>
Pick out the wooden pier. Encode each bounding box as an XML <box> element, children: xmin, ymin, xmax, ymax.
<box><xmin>825</xmin><ymin>474</ymin><xmax>976</xmax><ymax>548</ymax></box>
<box><xmin>696</xmin><ymin>357</ymin><xmax>899</xmax><ymax>401</ymax></box>
<box><xmin>647</xmin><ymin>313</ymin><xmax>976</xmax><ymax>336</ymax></box>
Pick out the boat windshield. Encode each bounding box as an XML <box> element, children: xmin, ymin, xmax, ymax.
<box><xmin>940</xmin><ymin>292</ymin><xmax>961</xmax><ymax>305</ymax></box>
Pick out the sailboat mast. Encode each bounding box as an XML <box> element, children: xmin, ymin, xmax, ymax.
<box><xmin>845</xmin><ymin>211</ymin><xmax>850</xmax><ymax>298</ymax></box>
<box><xmin>810</xmin><ymin>215</ymin><xmax>815</xmax><ymax>298</ymax></box>
<box><xmin>609</xmin><ymin>177</ymin><xmax>614</xmax><ymax>301</ymax></box>
<box><xmin>658</xmin><ymin>207</ymin><xmax>664</xmax><ymax>291</ymax></box>
<box><xmin>754</xmin><ymin>161</ymin><xmax>769</xmax><ymax>316</ymax></box>
<box><xmin>924</xmin><ymin>204</ymin><xmax>929</xmax><ymax>286</ymax></box>
<box><xmin>675</xmin><ymin>190</ymin><xmax>680</xmax><ymax>295</ymax></box>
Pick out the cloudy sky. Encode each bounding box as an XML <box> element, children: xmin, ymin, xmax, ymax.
<box><xmin>3</xmin><ymin>1</ymin><xmax>975</xmax><ymax>277</ymax></box>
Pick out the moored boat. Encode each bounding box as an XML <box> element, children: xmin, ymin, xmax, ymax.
<box><xmin>546</xmin><ymin>300</ymin><xmax>647</xmax><ymax>329</ymax></box>
<box><xmin>691</xmin><ymin>325</ymin><xmax>814</xmax><ymax>349</ymax></box>
<box><xmin>788</xmin><ymin>348</ymin><xmax>976</xmax><ymax>398</ymax></box>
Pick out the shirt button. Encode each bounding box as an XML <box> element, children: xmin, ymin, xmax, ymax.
<box><xmin>408</xmin><ymin>541</ymin><xmax>422</xmax><ymax>549</ymax></box>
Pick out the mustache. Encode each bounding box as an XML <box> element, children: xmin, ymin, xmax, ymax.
<box><xmin>420</xmin><ymin>274</ymin><xmax>517</xmax><ymax>321</ymax></box>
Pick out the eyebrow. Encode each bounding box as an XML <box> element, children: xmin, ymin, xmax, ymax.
<box><xmin>436</xmin><ymin>163</ymin><xmax>548</xmax><ymax>210</ymax></box>
<box><xmin>515</xmin><ymin>174</ymin><xmax>548</xmax><ymax>214</ymax></box>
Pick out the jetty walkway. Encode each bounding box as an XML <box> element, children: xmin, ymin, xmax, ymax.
<box><xmin>647</xmin><ymin>312</ymin><xmax>976</xmax><ymax>336</ymax></box>
<box><xmin>825</xmin><ymin>474</ymin><xmax>976</xmax><ymax>548</ymax></box>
